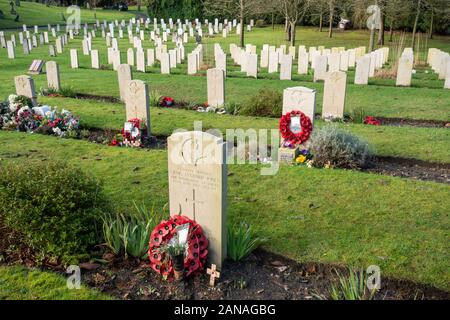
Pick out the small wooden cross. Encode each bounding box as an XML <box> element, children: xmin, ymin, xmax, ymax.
<box><xmin>206</xmin><ymin>264</ymin><xmax>220</xmax><ymax>287</ymax></box>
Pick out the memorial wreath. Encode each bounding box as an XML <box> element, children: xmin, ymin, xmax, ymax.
<box><xmin>148</xmin><ymin>215</ymin><xmax>208</xmax><ymax>279</ymax></box>
<box><xmin>279</xmin><ymin>110</ymin><xmax>312</xmax><ymax>146</ymax></box>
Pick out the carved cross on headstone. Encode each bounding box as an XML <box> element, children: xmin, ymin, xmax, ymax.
<box><xmin>184</xmin><ymin>188</ymin><xmax>204</xmax><ymax>221</ymax></box>
<box><xmin>207</xmin><ymin>264</ymin><xmax>220</xmax><ymax>287</ymax></box>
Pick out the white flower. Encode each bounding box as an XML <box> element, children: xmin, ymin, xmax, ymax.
<box><xmin>8</xmin><ymin>94</ymin><xmax>18</xmax><ymax>104</ymax></box>
<box><xmin>17</xmin><ymin>106</ymin><xmax>31</xmax><ymax>116</ymax></box>
<box><xmin>61</xmin><ymin>109</ymin><xmax>71</xmax><ymax>117</ymax></box>
<box><xmin>45</xmin><ymin>110</ymin><xmax>55</xmax><ymax>119</ymax></box>
<box><xmin>9</xmin><ymin>102</ymin><xmax>18</xmax><ymax>112</ymax></box>
<box><xmin>52</xmin><ymin>127</ymin><xmax>62</xmax><ymax>136</ymax></box>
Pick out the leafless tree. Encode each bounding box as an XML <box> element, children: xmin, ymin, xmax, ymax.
<box><xmin>203</xmin><ymin>0</ymin><xmax>265</xmax><ymax>48</ymax></box>
<box><xmin>277</xmin><ymin>0</ymin><xmax>311</xmax><ymax>46</ymax></box>
<box><xmin>310</xmin><ymin>0</ymin><xmax>329</xmax><ymax>32</ymax></box>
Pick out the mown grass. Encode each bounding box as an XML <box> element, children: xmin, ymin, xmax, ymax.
<box><xmin>35</xmin><ymin>97</ymin><xmax>450</xmax><ymax>164</ymax></box>
<box><xmin>0</xmin><ymin>25</ymin><xmax>449</xmax><ymax>120</ymax></box>
<box><xmin>0</xmin><ymin>266</ymin><xmax>112</xmax><ymax>299</ymax></box>
<box><xmin>0</xmin><ymin>131</ymin><xmax>449</xmax><ymax>291</ymax></box>
<box><xmin>0</xmin><ymin>0</ymin><xmax>135</xmax><ymax>29</ymax></box>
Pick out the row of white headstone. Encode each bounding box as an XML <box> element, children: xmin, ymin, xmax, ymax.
<box><xmin>428</xmin><ymin>48</ymin><xmax>450</xmax><ymax>89</ymax></box>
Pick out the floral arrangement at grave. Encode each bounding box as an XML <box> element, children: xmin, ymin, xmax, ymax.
<box><xmin>159</xmin><ymin>96</ymin><xmax>174</xmax><ymax>107</ymax></box>
<box><xmin>148</xmin><ymin>215</ymin><xmax>208</xmax><ymax>281</ymax></box>
<box><xmin>110</xmin><ymin>118</ymin><xmax>148</xmax><ymax>148</ymax></box>
<box><xmin>196</xmin><ymin>102</ymin><xmax>227</xmax><ymax>114</ymax></box>
<box><xmin>294</xmin><ymin>149</ymin><xmax>314</xmax><ymax>167</ymax></box>
<box><xmin>0</xmin><ymin>94</ymin><xmax>79</xmax><ymax>137</ymax></box>
<box><xmin>364</xmin><ymin>116</ymin><xmax>381</xmax><ymax>126</ymax></box>
<box><xmin>279</xmin><ymin>110</ymin><xmax>313</xmax><ymax>147</ymax></box>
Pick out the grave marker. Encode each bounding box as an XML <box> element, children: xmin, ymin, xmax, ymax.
<box><xmin>207</xmin><ymin>68</ymin><xmax>225</xmax><ymax>107</ymax></box>
<box><xmin>322</xmin><ymin>71</ymin><xmax>347</xmax><ymax>119</ymax></box>
<box><xmin>118</xmin><ymin>64</ymin><xmax>133</xmax><ymax>101</ymax></box>
<box><xmin>28</xmin><ymin>60</ymin><xmax>44</xmax><ymax>75</ymax></box>
<box><xmin>167</xmin><ymin>131</ymin><xmax>227</xmax><ymax>268</ymax></box>
<box><xmin>124</xmin><ymin>79</ymin><xmax>151</xmax><ymax>137</ymax></box>
<box><xmin>14</xmin><ymin>75</ymin><xmax>37</xmax><ymax>106</ymax></box>
<box><xmin>45</xmin><ymin>61</ymin><xmax>60</xmax><ymax>91</ymax></box>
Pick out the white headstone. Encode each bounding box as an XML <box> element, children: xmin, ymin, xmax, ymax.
<box><xmin>354</xmin><ymin>56</ymin><xmax>370</xmax><ymax>85</ymax></box>
<box><xmin>91</xmin><ymin>50</ymin><xmax>100</xmax><ymax>69</ymax></box>
<box><xmin>282</xmin><ymin>87</ymin><xmax>316</xmax><ymax>126</ymax></box>
<box><xmin>246</xmin><ymin>53</ymin><xmax>258</xmax><ymax>78</ymax></box>
<box><xmin>46</xmin><ymin>61</ymin><xmax>61</xmax><ymax>91</ymax></box>
<box><xmin>124</xmin><ymin>80</ymin><xmax>150</xmax><ymax>135</ymax></box>
<box><xmin>298</xmin><ymin>52</ymin><xmax>309</xmax><ymax>75</ymax></box>
<box><xmin>207</xmin><ymin>68</ymin><xmax>225</xmax><ymax>107</ymax></box>
<box><xmin>70</xmin><ymin>49</ymin><xmax>79</xmax><ymax>68</ymax></box>
<box><xmin>313</xmin><ymin>55</ymin><xmax>327</xmax><ymax>82</ymax></box>
<box><xmin>167</xmin><ymin>131</ymin><xmax>227</xmax><ymax>268</ymax></box>
<box><xmin>396</xmin><ymin>56</ymin><xmax>413</xmax><ymax>87</ymax></box>
<box><xmin>160</xmin><ymin>52</ymin><xmax>171</xmax><ymax>74</ymax></box>
<box><xmin>322</xmin><ymin>71</ymin><xmax>347</xmax><ymax>119</ymax></box>
<box><xmin>280</xmin><ymin>54</ymin><xmax>292</xmax><ymax>80</ymax></box>
<box><xmin>118</xmin><ymin>64</ymin><xmax>133</xmax><ymax>101</ymax></box>
<box><xmin>14</xmin><ymin>75</ymin><xmax>37</xmax><ymax>106</ymax></box>
<box><xmin>7</xmin><ymin>41</ymin><xmax>15</xmax><ymax>59</ymax></box>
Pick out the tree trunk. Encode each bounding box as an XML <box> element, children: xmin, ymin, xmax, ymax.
<box><xmin>389</xmin><ymin>20</ymin><xmax>394</xmax><ymax>42</ymax></box>
<box><xmin>428</xmin><ymin>8</ymin><xmax>434</xmax><ymax>39</ymax></box>
<box><xmin>290</xmin><ymin>21</ymin><xmax>296</xmax><ymax>46</ymax></box>
<box><xmin>272</xmin><ymin>13</ymin><xmax>275</xmax><ymax>30</ymax></box>
<box><xmin>285</xmin><ymin>17</ymin><xmax>290</xmax><ymax>41</ymax></box>
<box><xmin>328</xmin><ymin>6</ymin><xmax>334</xmax><ymax>38</ymax></box>
<box><xmin>369</xmin><ymin>27</ymin><xmax>375</xmax><ymax>52</ymax></box>
<box><xmin>377</xmin><ymin>6</ymin><xmax>385</xmax><ymax>45</ymax></box>
<box><xmin>319</xmin><ymin>11</ymin><xmax>323</xmax><ymax>32</ymax></box>
<box><xmin>411</xmin><ymin>0</ymin><xmax>421</xmax><ymax>47</ymax></box>
<box><xmin>239</xmin><ymin>16</ymin><xmax>245</xmax><ymax>48</ymax></box>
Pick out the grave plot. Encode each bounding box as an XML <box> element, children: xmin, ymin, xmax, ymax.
<box><xmin>0</xmin><ymin>3</ymin><xmax>449</xmax><ymax>303</ymax></box>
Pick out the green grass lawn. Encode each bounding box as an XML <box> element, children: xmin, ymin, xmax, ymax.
<box><xmin>0</xmin><ymin>0</ymin><xmax>135</xmax><ymax>29</ymax></box>
<box><xmin>0</xmin><ymin>24</ymin><xmax>449</xmax><ymax>121</ymax></box>
<box><xmin>0</xmin><ymin>131</ymin><xmax>449</xmax><ymax>291</ymax></box>
<box><xmin>35</xmin><ymin>97</ymin><xmax>450</xmax><ymax>164</ymax></box>
<box><xmin>0</xmin><ymin>266</ymin><xmax>111</xmax><ymax>299</ymax></box>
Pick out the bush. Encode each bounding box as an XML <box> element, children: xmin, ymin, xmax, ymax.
<box><xmin>224</xmin><ymin>102</ymin><xmax>241</xmax><ymax>115</ymax></box>
<box><xmin>255</xmin><ymin>19</ymin><xmax>266</xmax><ymax>28</ymax></box>
<box><xmin>310</xmin><ymin>125</ymin><xmax>374</xmax><ymax>169</ymax></box>
<box><xmin>240</xmin><ymin>89</ymin><xmax>282</xmax><ymax>118</ymax></box>
<box><xmin>349</xmin><ymin>107</ymin><xmax>366</xmax><ymax>124</ymax></box>
<box><xmin>0</xmin><ymin>161</ymin><xmax>106</xmax><ymax>263</ymax></box>
<box><xmin>227</xmin><ymin>221</ymin><xmax>264</xmax><ymax>262</ymax></box>
<box><xmin>58</xmin><ymin>86</ymin><xmax>77</xmax><ymax>98</ymax></box>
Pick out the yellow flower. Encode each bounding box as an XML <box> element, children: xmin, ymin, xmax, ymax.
<box><xmin>296</xmin><ymin>155</ymin><xmax>307</xmax><ymax>163</ymax></box>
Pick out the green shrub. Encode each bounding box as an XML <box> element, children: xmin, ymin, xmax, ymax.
<box><xmin>150</xmin><ymin>90</ymin><xmax>162</xmax><ymax>107</ymax></box>
<box><xmin>240</xmin><ymin>89</ymin><xmax>282</xmax><ymax>117</ymax></box>
<box><xmin>0</xmin><ymin>161</ymin><xmax>106</xmax><ymax>263</ymax></box>
<box><xmin>310</xmin><ymin>125</ymin><xmax>374</xmax><ymax>169</ymax></box>
<box><xmin>227</xmin><ymin>221</ymin><xmax>264</xmax><ymax>262</ymax></box>
<box><xmin>58</xmin><ymin>87</ymin><xmax>77</xmax><ymax>98</ymax></box>
<box><xmin>350</xmin><ymin>107</ymin><xmax>366</xmax><ymax>124</ymax></box>
<box><xmin>102</xmin><ymin>202</ymin><xmax>167</xmax><ymax>259</ymax></box>
<box><xmin>255</xmin><ymin>19</ymin><xmax>266</xmax><ymax>28</ymax></box>
<box><xmin>224</xmin><ymin>102</ymin><xmax>241</xmax><ymax>115</ymax></box>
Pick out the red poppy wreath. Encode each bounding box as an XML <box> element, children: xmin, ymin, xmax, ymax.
<box><xmin>279</xmin><ymin>110</ymin><xmax>312</xmax><ymax>146</ymax></box>
<box><xmin>148</xmin><ymin>215</ymin><xmax>208</xmax><ymax>279</ymax></box>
